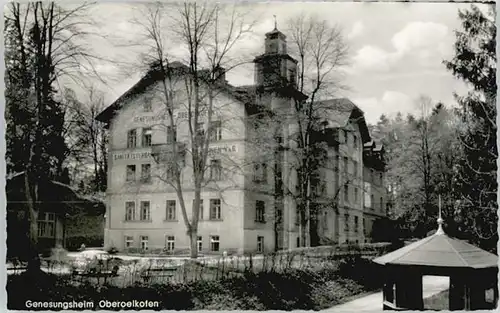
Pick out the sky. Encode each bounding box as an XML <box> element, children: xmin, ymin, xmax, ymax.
<box><xmin>80</xmin><ymin>1</ymin><xmax>487</xmax><ymax>125</ymax></box>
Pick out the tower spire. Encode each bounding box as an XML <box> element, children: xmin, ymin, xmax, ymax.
<box><xmin>436</xmin><ymin>195</ymin><xmax>445</xmax><ymax>235</ymax></box>
<box><xmin>273</xmin><ymin>15</ymin><xmax>277</xmax><ymax>30</ymax></box>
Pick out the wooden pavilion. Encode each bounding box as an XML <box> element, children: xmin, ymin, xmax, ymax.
<box><xmin>373</xmin><ymin>211</ymin><xmax>498</xmax><ymax>311</ymax></box>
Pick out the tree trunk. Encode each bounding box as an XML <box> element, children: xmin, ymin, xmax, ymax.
<box><xmin>24</xmin><ymin>172</ymin><xmax>41</xmax><ymax>272</ymax></box>
<box><xmin>304</xmin><ymin>177</ymin><xmax>311</xmax><ymax>247</ymax></box>
<box><xmin>190</xmin><ymin>228</ymin><xmax>198</xmax><ymax>259</ymax></box>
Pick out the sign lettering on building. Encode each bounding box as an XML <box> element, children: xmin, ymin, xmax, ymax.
<box><xmin>113</xmin><ymin>152</ymin><xmax>153</xmax><ymax>160</ymax></box>
<box><xmin>208</xmin><ymin>145</ymin><xmax>237</xmax><ymax>154</ymax></box>
<box><xmin>133</xmin><ymin>115</ymin><xmax>166</xmax><ymax>124</ymax></box>
<box><xmin>133</xmin><ymin>111</ymin><xmax>208</xmax><ymax>124</ymax></box>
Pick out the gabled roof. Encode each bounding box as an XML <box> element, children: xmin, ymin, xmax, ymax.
<box><xmin>373</xmin><ymin>228</ymin><xmax>498</xmax><ymax>269</ymax></box>
<box><xmin>96</xmin><ymin>62</ymin><xmax>261</xmax><ymax>125</ymax></box>
<box><xmin>96</xmin><ymin>62</ymin><xmax>188</xmax><ymax>124</ymax></box>
<box><xmin>317</xmin><ymin>98</ymin><xmax>371</xmax><ymax>143</ymax></box>
<box><xmin>6</xmin><ymin>173</ymin><xmax>105</xmax><ymax>216</ymax></box>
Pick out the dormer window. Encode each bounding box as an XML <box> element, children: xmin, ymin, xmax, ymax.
<box><xmin>144</xmin><ymin>100</ymin><xmax>152</xmax><ymax>112</ymax></box>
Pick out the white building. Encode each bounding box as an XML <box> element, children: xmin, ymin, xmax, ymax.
<box><xmin>96</xmin><ymin>26</ymin><xmax>386</xmax><ymax>254</ymax></box>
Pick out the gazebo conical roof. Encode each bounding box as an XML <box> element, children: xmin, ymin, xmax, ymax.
<box><xmin>374</xmin><ymin>219</ymin><xmax>498</xmax><ymax>269</ymax></box>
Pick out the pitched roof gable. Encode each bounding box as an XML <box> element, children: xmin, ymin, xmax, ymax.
<box><xmin>96</xmin><ymin>62</ymin><xmax>256</xmax><ymax>125</ymax></box>
<box><xmin>373</xmin><ymin>231</ymin><xmax>498</xmax><ymax>269</ymax></box>
<box><xmin>317</xmin><ymin>98</ymin><xmax>371</xmax><ymax>143</ymax></box>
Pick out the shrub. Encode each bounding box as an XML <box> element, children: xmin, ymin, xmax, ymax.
<box><xmin>7</xmin><ymin>254</ymin><xmax>381</xmax><ymax>310</ymax></box>
<box><xmin>107</xmin><ymin>247</ymin><xmax>119</xmax><ymax>255</ymax></box>
<box><xmin>65</xmin><ymin>235</ymin><xmax>103</xmax><ymax>251</ymax></box>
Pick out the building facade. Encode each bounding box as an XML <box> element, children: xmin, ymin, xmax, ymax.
<box><xmin>97</xmin><ymin>27</ymin><xmax>386</xmax><ymax>254</ymax></box>
<box><xmin>362</xmin><ymin>141</ymin><xmax>387</xmax><ymax>242</ymax></box>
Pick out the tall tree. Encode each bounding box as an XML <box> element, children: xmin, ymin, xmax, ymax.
<box><xmin>64</xmin><ymin>87</ymin><xmax>108</xmax><ymax>194</ymax></box>
<box><xmin>284</xmin><ymin>13</ymin><xmax>349</xmax><ymax>246</ymax></box>
<box><xmin>130</xmin><ymin>2</ymin><xmax>253</xmax><ymax>258</ymax></box>
<box><xmin>444</xmin><ymin>4</ymin><xmax>497</xmax><ymax>250</ymax></box>
<box><xmin>5</xmin><ymin>2</ymin><xmax>104</xmax><ymax>270</ymax></box>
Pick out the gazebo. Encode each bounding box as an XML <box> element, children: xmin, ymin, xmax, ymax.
<box><xmin>373</xmin><ymin>212</ymin><xmax>498</xmax><ymax>311</ymax></box>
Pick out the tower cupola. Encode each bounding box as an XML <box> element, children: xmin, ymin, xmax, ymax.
<box><xmin>264</xmin><ymin>24</ymin><xmax>287</xmax><ymax>55</ymax></box>
<box><xmin>253</xmin><ymin>17</ymin><xmax>298</xmax><ymax>89</ymax></box>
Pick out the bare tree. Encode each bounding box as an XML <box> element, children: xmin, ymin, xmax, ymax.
<box><xmin>64</xmin><ymin>86</ymin><xmax>108</xmax><ymax>194</ymax></box>
<box><xmin>129</xmin><ymin>2</ymin><xmax>254</xmax><ymax>258</ymax></box>
<box><xmin>284</xmin><ymin>14</ymin><xmax>350</xmax><ymax>246</ymax></box>
<box><xmin>5</xmin><ymin>1</ymin><xmax>108</xmax><ymax>271</ymax></box>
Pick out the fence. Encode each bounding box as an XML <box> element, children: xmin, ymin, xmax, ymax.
<box><xmin>7</xmin><ymin>242</ymin><xmax>396</xmax><ymax>287</ymax></box>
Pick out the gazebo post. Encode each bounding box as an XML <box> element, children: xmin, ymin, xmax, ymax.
<box><xmin>391</xmin><ymin>268</ymin><xmax>423</xmax><ymax>310</ymax></box>
<box><xmin>402</xmin><ymin>269</ymin><xmax>423</xmax><ymax>310</ymax></box>
<box><xmin>494</xmin><ymin>283</ymin><xmax>499</xmax><ymax>306</ymax></box>
<box><xmin>467</xmin><ymin>273</ymin><xmax>487</xmax><ymax>310</ymax></box>
<box><xmin>449</xmin><ymin>275</ymin><xmax>466</xmax><ymax>310</ymax></box>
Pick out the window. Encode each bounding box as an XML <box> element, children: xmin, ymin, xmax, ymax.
<box><xmin>371</xmin><ymin>195</ymin><xmax>374</xmax><ymax>209</ymax></box>
<box><xmin>144</xmin><ymin>97</ymin><xmax>152</xmax><ymax>112</ymax></box>
<box><xmin>322</xmin><ymin>211</ymin><xmax>328</xmax><ymax>230</ymax></box>
<box><xmin>334</xmin><ymin>155</ymin><xmax>340</xmax><ymax>172</ymax></box>
<box><xmin>142</xmin><ymin>127</ymin><xmax>152</xmax><ymax>147</ymax></box>
<box><xmin>196</xmin><ymin>122</ymin><xmax>205</xmax><ymax>139</ymax></box>
<box><xmin>166</xmin><ymin>200</ymin><xmax>176</xmax><ymax>220</ymax></box>
<box><xmin>197</xmin><ymin>236</ymin><xmax>203</xmax><ymax>252</ymax></box>
<box><xmin>125</xmin><ymin>201</ymin><xmax>135</xmax><ymax>221</ymax></box>
<box><xmin>125</xmin><ymin>236</ymin><xmax>134</xmax><ymax>248</ymax></box>
<box><xmin>210</xmin><ymin>159</ymin><xmax>222</xmax><ymax>181</ymax></box>
<box><xmin>166</xmin><ymin>166</ymin><xmax>176</xmax><ymax>181</ymax></box>
<box><xmin>363</xmin><ymin>218</ymin><xmax>366</xmax><ymax>235</ymax></box>
<box><xmin>193</xmin><ymin>199</ymin><xmax>203</xmax><ymax>220</ymax></box>
<box><xmin>255</xmin><ymin>200</ymin><xmax>265</xmax><ymax>223</ymax></box>
<box><xmin>343</xmin><ymin>157</ymin><xmax>348</xmax><ymax>176</ymax></box>
<box><xmin>344</xmin><ymin>184</ymin><xmax>349</xmax><ymax>202</ymax></box>
<box><xmin>141</xmin><ymin>164</ymin><xmax>151</xmax><ymax>183</ymax></box>
<box><xmin>380</xmin><ymin>197</ymin><xmax>384</xmax><ymax>211</ymax></box>
<box><xmin>126</xmin><ymin>165</ymin><xmax>136</xmax><ymax>182</ymax></box>
<box><xmin>166</xmin><ymin>236</ymin><xmax>175</xmax><ymax>251</ymax></box>
<box><xmin>364</xmin><ymin>182</ymin><xmax>372</xmax><ymax>208</ymax></box>
<box><xmin>167</xmin><ymin>126</ymin><xmax>177</xmax><ymax>144</ymax></box>
<box><xmin>253</xmin><ymin>163</ymin><xmax>267</xmax><ymax>183</ymax></box>
<box><xmin>210</xmin><ymin>120</ymin><xmax>222</xmax><ymax>141</ymax></box>
<box><xmin>296</xmin><ymin>237</ymin><xmax>300</xmax><ymax>248</ymax></box>
<box><xmin>379</xmin><ymin>173</ymin><xmax>383</xmax><ymax>185</ymax></box>
<box><xmin>210</xmin><ymin>235</ymin><xmax>220</xmax><ymax>252</ymax></box>
<box><xmin>276</xmin><ymin>208</ymin><xmax>283</xmax><ymax>223</ymax></box>
<box><xmin>353</xmin><ymin>161</ymin><xmax>358</xmax><ymax>179</ymax></box>
<box><xmin>140</xmin><ymin>201</ymin><xmax>150</xmax><ymax>221</ymax></box>
<box><xmin>140</xmin><ymin>236</ymin><xmax>149</xmax><ymax>250</ymax></box>
<box><xmin>38</xmin><ymin>212</ymin><xmax>55</xmax><ymax>238</ymax></box>
<box><xmin>353</xmin><ymin>134</ymin><xmax>357</xmax><ymax>149</ymax></box>
<box><xmin>354</xmin><ymin>216</ymin><xmax>359</xmax><ymax>233</ymax></box>
<box><xmin>295</xmin><ymin>206</ymin><xmax>300</xmax><ymax>225</ymax></box>
<box><xmin>127</xmin><ymin>129</ymin><xmax>137</xmax><ymax>148</ymax></box>
<box><xmin>257</xmin><ymin>236</ymin><xmax>264</xmax><ymax>253</ymax></box>
<box><xmin>210</xmin><ymin>199</ymin><xmax>221</xmax><ymax>220</ymax></box>
<box><xmin>354</xmin><ymin>187</ymin><xmax>359</xmax><ymax>203</ymax></box>
<box><xmin>344</xmin><ymin>214</ymin><xmax>350</xmax><ymax>232</ymax></box>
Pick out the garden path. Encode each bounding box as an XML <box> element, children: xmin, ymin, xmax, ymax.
<box><xmin>323</xmin><ymin>275</ymin><xmax>450</xmax><ymax>312</ymax></box>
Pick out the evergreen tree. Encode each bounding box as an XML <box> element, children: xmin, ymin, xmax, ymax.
<box><xmin>444</xmin><ymin>5</ymin><xmax>497</xmax><ymax>251</ymax></box>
